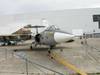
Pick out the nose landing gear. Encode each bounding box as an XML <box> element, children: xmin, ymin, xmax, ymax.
<box><xmin>47</xmin><ymin>45</ymin><xmax>55</xmax><ymax>59</ymax></box>
<box><xmin>47</xmin><ymin>49</ymin><xmax>54</xmax><ymax>59</ymax></box>
<box><xmin>30</xmin><ymin>34</ymin><xmax>41</xmax><ymax>50</ymax></box>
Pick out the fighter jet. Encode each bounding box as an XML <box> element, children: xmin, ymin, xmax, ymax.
<box><xmin>25</xmin><ymin>22</ymin><xmax>75</xmax><ymax>51</ymax></box>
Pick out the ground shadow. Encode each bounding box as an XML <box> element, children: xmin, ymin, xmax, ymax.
<box><xmin>13</xmin><ymin>46</ymin><xmax>70</xmax><ymax>52</ymax></box>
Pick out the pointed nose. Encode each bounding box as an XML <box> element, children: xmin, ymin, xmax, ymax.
<box><xmin>54</xmin><ymin>32</ymin><xmax>74</xmax><ymax>43</ymax></box>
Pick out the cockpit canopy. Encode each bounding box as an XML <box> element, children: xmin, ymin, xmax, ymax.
<box><xmin>46</xmin><ymin>25</ymin><xmax>60</xmax><ymax>31</ymax></box>
<box><xmin>45</xmin><ymin>25</ymin><xmax>73</xmax><ymax>35</ymax></box>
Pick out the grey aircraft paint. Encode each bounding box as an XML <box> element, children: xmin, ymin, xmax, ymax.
<box><xmin>26</xmin><ymin>25</ymin><xmax>75</xmax><ymax>49</ymax></box>
<box><xmin>40</xmin><ymin>31</ymin><xmax>56</xmax><ymax>46</ymax></box>
<box><xmin>34</xmin><ymin>25</ymin><xmax>74</xmax><ymax>47</ymax></box>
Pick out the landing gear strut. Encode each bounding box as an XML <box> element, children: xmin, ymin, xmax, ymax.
<box><xmin>50</xmin><ymin>45</ymin><xmax>55</xmax><ymax>49</ymax></box>
<box><xmin>30</xmin><ymin>45</ymin><xmax>33</xmax><ymax>50</ymax></box>
<box><xmin>48</xmin><ymin>45</ymin><xmax>55</xmax><ymax>54</ymax></box>
<box><xmin>47</xmin><ymin>49</ymin><xmax>53</xmax><ymax>59</ymax></box>
<box><xmin>30</xmin><ymin>42</ymin><xmax>38</xmax><ymax>50</ymax></box>
<box><xmin>48</xmin><ymin>50</ymin><xmax>51</xmax><ymax>54</ymax></box>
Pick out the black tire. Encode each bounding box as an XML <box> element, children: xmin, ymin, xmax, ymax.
<box><xmin>50</xmin><ymin>45</ymin><xmax>55</xmax><ymax>49</ymax></box>
<box><xmin>48</xmin><ymin>51</ymin><xmax>51</xmax><ymax>54</ymax></box>
<box><xmin>30</xmin><ymin>46</ymin><xmax>33</xmax><ymax>50</ymax></box>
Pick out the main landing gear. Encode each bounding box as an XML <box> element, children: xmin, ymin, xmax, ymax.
<box><xmin>47</xmin><ymin>50</ymin><xmax>53</xmax><ymax>59</ymax></box>
<box><xmin>47</xmin><ymin>45</ymin><xmax>54</xmax><ymax>54</ymax></box>
<box><xmin>30</xmin><ymin>45</ymin><xmax>32</xmax><ymax>50</ymax></box>
<box><xmin>47</xmin><ymin>45</ymin><xmax>55</xmax><ymax>59</ymax></box>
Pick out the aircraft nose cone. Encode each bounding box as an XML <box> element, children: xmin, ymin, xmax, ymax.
<box><xmin>54</xmin><ymin>32</ymin><xmax>74</xmax><ymax>43</ymax></box>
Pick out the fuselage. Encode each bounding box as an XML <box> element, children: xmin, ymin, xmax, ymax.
<box><xmin>34</xmin><ymin>29</ymin><xmax>75</xmax><ymax>47</ymax></box>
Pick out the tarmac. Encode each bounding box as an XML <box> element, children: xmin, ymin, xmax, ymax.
<box><xmin>0</xmin><ymin>38</ymin><xmax>100</xmax><ymax>75</ymax></box>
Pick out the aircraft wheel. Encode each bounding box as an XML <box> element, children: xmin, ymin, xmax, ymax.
<box><xmin>47</xmin><ymin>51</ymin><xmax>54</xmax><ymax>59</ymax></box>
<box><xmin>30</xmin><ymin>45</ymin><xmax>33</xmax><ymax>50</ymax></box>
<box><xmin>48</xmin><ymin>50</ymin><xmax>51</xmax><ymax>54</ymax></box>
<box><xmin>60</xmin><ymin>49</ymin><xmax>63</xmax><ymax>52</ymax></box>
<box><xmin>51</xmin><ymin>57</ymin><xmax>53</xmax><ymax>59</ymax></box>
<box><xmin>50</xmin><ymin>45</ymin><xmax>55</xmax><ymax>49</ymax></box>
